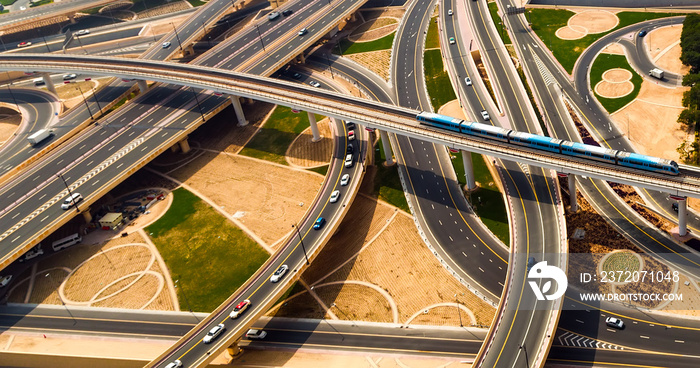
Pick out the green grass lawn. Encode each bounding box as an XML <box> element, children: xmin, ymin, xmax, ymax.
<box><xmin>424</xmin><ymin>49</ymin><xmax>457</xmax><ymax>110</ymax></box>
<box><xmin>450</xmin><ymin>151</ymin><xmax>509</xmax><ymax>245</ymax></box>
<box><xmin>337</xmin><ymin>32</ymin><xmax>395</xmax><ymax>55</ymax></box>
<box><xmin>374</xmin><ymin>138</ymin><xmax>409</xmax><ymax>212</ymax></box>
<box><xmin>240</xmin><ymin>106</ymin><xmax>321</xmax><ymax>165</ymax></box>
<box><xmin>0</xmin><ymin>0</ymin><xmax>16</xmax><ymax>6</ymax></box>
<box><xmin>307</xmin><ymin>165</ymin><xmax>329</xmax><ymax>176</ymax></box>
<box><xmin>529</xmin><ymin>9</ymin><xmax>677</xmax><ymax>73</ymax></box>
<box><xmin>590</xmin><ymin>53</ymin><xmax>642</xmax><ymax>113</ymax></box>
<box><xmin>29</xmin><ymin>0</ymin><xmax>52</xmax><ymax>7</ymax></box>
<box><xmin>146</xmin><ymin>188</ymin><xmax>269</xmax><ymax>312</ymax></box>
<box><xmin>488</xmin><ymin>1</ymin><xmax>512</xmax><ymax>45</ymax></box>
<box><xmin>426</xmin><ymin>16</ymin><xmax>440</xmax><ymax>49</ymax></box>
<box><xmin>186</xmin><ymin>0</ymin><xmax>206</xmax><ymax>6</ymax></box>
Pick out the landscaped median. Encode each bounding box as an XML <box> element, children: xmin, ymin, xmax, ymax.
<box><xmin>590</xmin><ymin>53</ymin><xmax>643</xmax><ymax>113</ymax></box>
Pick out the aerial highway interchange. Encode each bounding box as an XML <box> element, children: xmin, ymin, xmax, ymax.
<box><xmin>0</xmin><ymin>0</ymin><xmax>699</xmax><ymax>368</ymax></box>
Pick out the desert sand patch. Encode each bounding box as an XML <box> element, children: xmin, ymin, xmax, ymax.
<box><xmin>168</xmin><ymin>151</ymin><xmax>323</xmax><ymax>245</ymax></box>
<box><xmin>569</xmin><ymin>10</ymin><xmax>618</xmax><ymax>33</ymax></box>
<box><xmin>611</xmin><ymin>81</ymin><xmax>687</xmax><ymax>161</ymax></box>
<box><xmin>595</xmin><ymin>81</ymin><xmax>633</xmax><ymax>98</ymax></box>
<box><xmin>555</xmin><ymin>25</ymin><xmax>587</xmax><ymax>40</ymax></box>
<box><xmin>286</xmin><ymin>118</ymin><xmax>334</xmax><ymax>167</ymax></box>
<box><xmin>647</xmin><ymin>25</ymin><xmax>690</xmax><ymax>76</ymax></box>
<box><xmin>348</xmin><ymin>17</ymin><xmax>399</xmax><ymax>42</ymax></box>
<box><xmin>345</xmin><ymin>49</ymin><xmax>392</xmax><ymax>81</ymax></box>
<box><xmin>602</xmin><ymin>68</ymin><xmax>632</xmax><ymax>83</ymax></box>
<box><xmin>601</xmin><ymin>42</ymin><xmax>626</xmax><ymax>55</ymax></box>
<box><xmin>0</xmin><ymin>109</ymin><xmax>20</xmax><ymax>146</ymax></box>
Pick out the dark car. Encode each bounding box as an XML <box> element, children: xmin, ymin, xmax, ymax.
<box><xmin>672</xmin><ymin>203</ymin><xmax>679</xmax><ymax>212</ymax></box>
<box><xmin>282</xmin><ymin>9</ymin><xmax>293</xmax><ymax>16</ymax></box>
<box><xmin>292</xmin><ymin>72</ymin><xmax>302</xmax><ymax>79</ymax></box>
<box><xmin>346</xmin><ymin>122</ymin><xmax>356</xmax><ymax>130</ymax></box>
<box><xmin>527</xmin><ymin>257</ymin><xmax>536</xmax><ymax>272</ymax></box>
<box><xmin>313</xmin><ymin>217</ymin><xmax>326</xmax><ymax>230</ymax></box>
<box><xmin>347</xmin><ymin>143</ymin><xmax>354</xmax><ymax>154</ymax></box>
<box><xmin>638</xmin><ymin>30</ymin><xmax>647</xmax><ymax>37</ymax></box>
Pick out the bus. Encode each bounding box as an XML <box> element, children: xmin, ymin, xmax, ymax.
<box><xmin>52</xmin><ymin>233</ymin><xmax>82</xmax><ymax>251</ymax></box>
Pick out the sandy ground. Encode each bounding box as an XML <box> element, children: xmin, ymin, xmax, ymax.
<box><xmin>56</xmin><ymin>80</ymin><xmax>102</xmax><ymax>111</ymax></box>
<box><xmin>601</xmin><ymin>42</ymin><xmax>626</xmax><ymax>55</ymax></box>
<box><xmin>610</xmin><ymin>81</ymin><xmax>687</xmax><ymax>160</ymax></box>
<box><xmin>286</xmin><ymin>118</ymin><xmax>334</xmax><ymax>167</ymax></box>
<box><xmin>647</xmin><ymin>25</ymin><xmax>690</xmax><ymax>76</ymax></box>
<box><xmin>348</xmin><ymin>17</ymin><xmax>399</xmax><ymax>42</ymax></box>
<box><xmin>228</xmin><ymin>350</ymin><xmax>463</xmax><ymax>367</ymax></box>
<box><xmin>659</xmin><ymin>276</ymin><xmax>700</xmax><ymax>316</ymax></box>
<box><xmin>271</xmin><ymin>195</ymin><xmax>495</xmax><ymax>327</ymax></box>
<box><xmin>556</xmin><ymin>10</ymin><xmax>618</xmax><ymax>40</ymax></box>
<box><xmin>595</xmin><ymin>68</ymin><xmax>634</xmax><ymax>98</ymax></box>
<box><xmin>168</xmin><ymin>151</ymin><xmax>324</xmax><ymax>246</ymax></box>
<box><xmin>345</xmin><ymin>50</ymin><xmax>392</xmax><ymax>82</ymax></box>
<box><xmin>0</xmin><ymin>112</ymin><xmax>20</xmax><ymax>146</ymax></box>
<box><xmin>439</xmin><ymin>100</ymin><xmax>467</xmax><ymax>120</ymax></box>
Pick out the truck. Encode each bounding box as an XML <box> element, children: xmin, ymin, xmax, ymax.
<box><xmin>27</xmin><ymin>129</ymin><xmax>53</xmax><ymax>146</ymax></box>
<box><xmin>649</xmin><ymin>68</ymin><xmax>664</xmax><ymax>79</ymax></box>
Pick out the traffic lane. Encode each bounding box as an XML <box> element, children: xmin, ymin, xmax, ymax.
<box><xmin>548</xmin><ymin>345</ymin><xmax>700</xmax><ymax>368</ymax></box>
<box><xmin>304</xmin><ymin>58</ymin><xmax>395</xmax><ymax>105</ymax></box>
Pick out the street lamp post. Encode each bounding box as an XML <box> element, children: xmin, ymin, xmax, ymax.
<box><xmin>171</xmin><ymin>23</ymin><xmax>184</xmax><ymax>54</ymax></box>
<box><xmin>519</xmin><ymin>345</ymin><xmax>531</xmax><ymax>368</ymax></box>
<box><xmin>324</xmin><ymin>53</ymin><xmax>335</xmax><ymax>79</ymax></box>
<box><xmin>57</xmin><ymin>174</ymin><xmax>80</xmax><ymax>213</ymax></box>
<box><xmin>255</xmin><ymin>24</ymin><xmax>266</xmax><ymax>52</ymax></box>
<box><xmin>76</xmin><ymin>84</ymin><xmax>93</xmax><ymax>120</ymax></box>
<box><xmin>85</xmin><ymin>78</ymin><xmax>102</xmax><ymax>114</ymax></box>
<box><xmin>292</xmin><ymin>224</ymin><xmax>309</xmax><ymax>265</ymax></box>
<box><xmin>454</xmin><ymin>293</ymin><xmax>463</xmax><ymax>327</ymax></box>
<box><xmin>189</xmin><ymin>87</ymin><xmax>205</xmax><ymax>122</ymax></box>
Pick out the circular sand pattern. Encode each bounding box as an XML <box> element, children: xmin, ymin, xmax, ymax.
<box><xmin>595</xmin><ymin>68</ymin><xmax>634</xmax><ymax>98</ymax></box>
<box><xmin>556</xmin><ymin>10</ymin><xmax>618</xmax><ymax>40</ymax></box>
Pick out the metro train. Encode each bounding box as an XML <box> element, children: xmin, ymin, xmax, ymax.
<box><xmin>416</xmin><ymin>112</ymin><xmax>679</xmax><ymax>176</ymax></box>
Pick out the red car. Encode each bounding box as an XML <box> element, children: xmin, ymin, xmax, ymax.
<box><xmin>17</xmin><ymin>41</ymin><xmax>31</xmax><ymax>48</ymax></box>
<box><xmin>230</xmin><ymin>299</ymin><xmax>250</xmax><ymax>319</ymax></box>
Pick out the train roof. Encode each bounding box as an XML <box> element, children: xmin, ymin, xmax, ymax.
<box><xmin>510</xmin><ymin>131</ymin><xmax>562</xmax><ymax>145</ymax></box>
<box><xmin>567</xmin><ymin>141</ymin><xmax>617</xmax><ymax>155</ymax></box>
<box><xmin>469</xmin><ymin>122</ymin><xmax>510</xmax><ymax>135</ymax></box>
<box><xmin>617</xmin><ymin>151</ymin><xmax>677</xmax><ymax>166</ymax></box>
<box><xmin>418</xmin><ymin>112</ymin><xmax>462</xmax><ymax>124</ymax></box>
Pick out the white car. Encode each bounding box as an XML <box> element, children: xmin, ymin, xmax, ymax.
<box><xmin>203</xmin><ymin>323</ymin><xmax>225</xmax><ymax>344</ymax></box>
<box><xmin>165</xmin><ymin>360</ymin><xmax>182</xmax><ymax>368</ymax></box>
<box><xmin>0</xmin><ymin>275</ymin><xmax>12</xmax><ymax>288</ymax></box>
<box><xmin>19</xmin><ymin>246</ymin><xmax>43</xmax><ymax>263</ymax></box>
<box><xmin>270</xmin><ymin>264</ymin><xmax>288</xmax><ymax>283</ymax></box>
<box><xmin>605</xmin><ymin>317</ymin><xmax>624</xmax><ymax>329</ymax></box>
<box><xmin>267</xmin><ymin>11</ymin><xmax>280</xmax><ymax>21</ymax></box>
<box><xmin>63</xmin><ymin>74</ymin><xmax>77</xmax><ymax>80</ymax></box>
<box><xmin>340</xmin><ymin>174</ymin><xmax>350</xmax><ymax>186</ymax></box>
<box><xmin>480</xmin><ymin>110</ymin><xmax>490</xmax><ymax>121</ymax></box>
<box><xmin>344</xmin><ymin>154</ymin><xmax>353</xmax><ymax>168</ymax></box>
<box><xmin>162</xmin><ymin>41</ymin><xmax>171</xmax><ymax>49</ymax></box>
<box><xmin>76</xmin><ymin>29</ymin><xmax>90</xmax><ymax>36</ymax></box>
<box><xmin>448</xmin><ymin>9</ymin><xmax>453</xmax><ymax>16</ymax></box>
<box><xmin>330</xmin><ymin>190</ymin><xmax>340</xmax><ymax>203</ymax></box>
<box><xmin>61</xmin><ymin>193</ymin><xmax>82</xmax><ymax>210</ymax></box>
<box><xmin>309</xmin><ymin>80</ymin><xmax>321</xmax><ymax>88</ymax></box>
<box><xmin>298</xmin><ymin>28</ymin><xmax>308</xmax><ymax>36</ymax></box>
<box><xmin>348</xmin><ymin>130</ymin><xmax>355</xmax><ymax>141</ymax></box>
<box><xmin>246</xmin><ymin>329</ymin><xmax>267</xmax><ymax>339</ymax></box>
<box><xmin>464</xmin><ymin>77</ymin><xmax>472</xmax><ymax>86</ymax></box>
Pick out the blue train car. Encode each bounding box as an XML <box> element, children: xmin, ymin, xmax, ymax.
<box><xmin>463</xmin><ymin>121</ymin><xmax>510</xmax><ymax>142</ymax></box>
<box><xmin>508</xmin><ymin>131</ymin><xmax>562</xmax><ymax>154</ymax></box>
<box><xmin>416</xmin><ymin>112</ymin><xmax>462</xmax><ymax>132</ymax></box>
<box><xmin>561</xmin><ymin>141</ymin><xmax>617</xmax><ymax>164</ymax></box>
<box><xmin>616</xmin><ymin>152</ymin><xmax>680</xmax><ymax>175</ymax></box>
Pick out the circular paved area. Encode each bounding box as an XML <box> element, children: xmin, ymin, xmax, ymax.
<box><xmin>595</xmin><ymin>68</ymin><xmax>634</xmax><ymax>98</ymax></box>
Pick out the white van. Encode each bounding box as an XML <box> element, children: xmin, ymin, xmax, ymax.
<box><xmin>61</xmin><ymin>193</ymin><xmax>82</xmax><ymax>210</ymax></box>
<box><xmin>52</xmin><ymin>233</ymin><xmax>82</xmax><ymax>251</ymax></box>
<box><xmin>33</xmin><ymin>78</ymin><xmax>44</xmax><ymax>86</ymax></box>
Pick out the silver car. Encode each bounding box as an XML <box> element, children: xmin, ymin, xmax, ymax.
<box><xmin>340</xmin><ymin>174</ymin><xmax>350</xmax><ymax>186</ymax></box>
<box><xmin>270</xmin><ymin>264</ymin><xmax>288</xmax><ymax>283</ymax></box>
<box><xmin>330</xmin><ymin>190</ymin><xmax>340</xmax><ymax>203</ymax></box>
<box><xmin>203</xmin><ymin>323</ymin><xmax>225</xmax><ymax>344</ymax></box>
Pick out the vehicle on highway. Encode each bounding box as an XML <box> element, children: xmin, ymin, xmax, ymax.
<box><xmin>19</xmin><ymin>6</ymin><xmax>25</xmax><ymax>10</ymax></box>
<box><xmin>330</xmin><ymin>190</ymin><xmax>340</xmax><ymax>203</ymax></box>
<box><xmin>52</xmin><ymin>233</ymin><xmax>82</xmax><ymax>251</ymax></box>
<box><xmin>246</xmin><ymin>329</ymin><xmax>267</xmax><ymax>339</ymax></box>
<box><xmin>291</xmin><ymin>72</ymin><xmax>302</xmax><ymax>79</ymax></box>
<box><xmin>76</xmin><ymin>29</ymin><xmax>90</xmax><ymax>36</ymax></box>
<box><xmin>33</xmin><ymin>78</ymin><xmax>45</xmax><ymax>86</ymax></box>
<box><xmin>162</xmin><ymin>42</ymin><xmax>171</xmax><ymax>49</ymax></box>
<box><xmin>309</xmin><ymin>80</ymin><xmax>321</xmax><ymax>88</ymax></box>
<box><xmin>17</xmin><ymin>41</ymin><xmax>31</xmax><ymax>48</ymax></box>
<box><xmin>298</xmin><ymin>28</ymin><xmax>308</xmax><ymax>36</ymax></box>
<box><xmin>605</xmin><ymin>317</ymin><xmax>624</xmax><ymax>329</ymax></box>
<box><xmin>348</xmin><ymin>130</ymin><xmax>355</xmax><ymax>141</ymax></box>
<box><xmin>672</xmin><ymin>203</ymin><xmax>679</xmax><ymax>212</ymax></box>
<box><xmin>449</xmin><ymin>37</ymin><xmax>455</xmax><ymax>45</ymax></box>
<box><xmin>18</xmin><ymin>245</ymin><xmax>43</xmax><ymax>263</ymax></box>
<box><xmin>0</xmin><ymin>275</ymin><xmax>12</xmax><ymax>288</ymax></box>
<box><xmin>270</xmin><ymin>264</ymin><xmax>288</xmax><ymax>283</ymax></box>
<box><xmin>638</xmin><ymin>30</ymin><xmax>647</xmax><ymax>37</ymax></box>
<box><xmin>346</xmin><ymin>122</ymin><xmax>356</xmax><ymax>130</ymax></box>
<box><xmin>27</xmin><ymin>128</ymin><xmax>53</xmax><ymax>145</ymax></box>
<box><xmin>203</xmin><ymin>324</ymin><xmax>225</xmax><ymax>343</ymax></box>
<box><xmin>347</xmin><ymin>143</ymin><xmax>354</xmax><ymax>154</ymax></box>
<box><xmin>63</xmin><ymin>74</ymin><xmax>77</xmax><ymax>80</ymax></box>
<box><xmin>480</xmin><ymin>110</ymin><xmax>490</xmax><ymax>121</ymax></box>
<box><xmin>527</xmin><ymin>257</ymin><xmax>536</xmax><ymax>272</ymax></box>
<box><xmin>268</xmin><ymin>11</ymin><xmax>280</xmax><ymax>20</ymax></box>
<box><xmin>230</xmin><ymin>299</ymin><xmax>251</xmax><ymax>318</ymax></box>
<box><xmin>60</xmin><ymin>192</ymin><xmax>83</xmax><ymax>210</ymax></box>
<box><xmin>282</xmin><ymin>9</ymin><xmax>293</xmax><ymax>16</ymax></box>
<box><xmin>340</xmin><ymin>174</ymin><xmax>350</xmax><ymax>186</ymax></box>
<box><xmin>344</xmin><ymin>153</ymin><xmax>353</xmax><ymax>168</ymax></box>
<box><xmin>416</xmin><ymin>111</ymin><xmax>680</xmax><ymax>176</ymax></box>
<box><xmin>313</xmin><ymin>217</ymin><xmax>326</xmax><ymax>230</ymax></box>
<box><xmin>448</xmin><ymin>9</ymin><xmax>453</xmax><ymax>15</ymax></box>
<box><xmin>165</xmin><ymin>360</ymin><xmax>182</xmax><ymax>368</ymax></box>
<box><xmin>464</xmin><ymin>77</ymin><xmax>472</xmax><ymax>86</ymax></box>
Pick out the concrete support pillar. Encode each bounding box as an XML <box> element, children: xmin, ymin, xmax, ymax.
<box><xmin>298</xmin><ymin>53</ymin><xmax>306</xmax><ymax>64</ymax></box>
<box><xmin>350</xmin><ymin>12</ymin><xmax>356</xmax><ymax>22</ymax></box>
<box><xmin>81</xmin><ymin>211</ymin><xmax>92</xmax><ymax>223</ymax></box>
<box><xmin>307</xmin><ymin>111</ymin><xmax>321</xmax><ymax>142</ymax></box>
<box><xmin>229</xmin><ymin>95</ymin><xmax>248</xmax><ymax>126</ymax></box>
<box><xmin>178</xmin><ymin>137</ymin><xmax>191</xmax><ymax>153</ymax></box>
<box><xmin>380</xmin><ymin>130</ymin><xmax>394</xmax><ymax>166</ymax></box>
<box><xmin>568</xmin><ymin>174</ymin><xmax>578</xmax><ymax>213</ymax></box>
<box><xmin>137</xmin><ymin>80</ymin><xmax>148</xmax><ymax>93</ymax></box>
<box><xmin>227</xmin><ymin>344</ymin><xmax>242</xmax><ymax>358</ymax></box>
<box><xmin>679</xmin><ymin>197</ymin><xmax>688</xmax><ymax>237</ymax></box>
<box><xmin>67</xmin><ymin>13</ymin><xmax>77</xmax><ymax>24</ymax></box>
<box><xmin>41</xmin><ymin>73</ymin><xmax>56</xmax><ymax>94</ymax></box>
<box><xmin>170</xmin><ymin>144</ymin><xmax>180</xmax><ymax>153</ymax></box>
<box><xmin>461</xmin><ymin>150</ymin><xmax>476</xmax><ymax>190</ymax></box>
